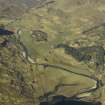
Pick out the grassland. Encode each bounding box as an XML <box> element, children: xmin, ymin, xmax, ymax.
<box><xmin>1</xmin><ymin>0</ymin><xmax>105</xmax><ymax>105</ymax></box>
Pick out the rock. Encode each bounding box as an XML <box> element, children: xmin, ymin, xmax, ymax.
<box><xmin>31</xmin><ymin>30</ymin><xmax>48</xmax><ymax>41</ymax></box>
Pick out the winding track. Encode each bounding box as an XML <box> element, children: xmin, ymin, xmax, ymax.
<box><xmin>15</xmin><ymin>34</ymin><xmax>103</xmax><ymax>99</ymax></box>
<box><xmin>35</xmin><ymin>63</ymin><xmax>102</xmax><ymax>99</ymax></box>
<box><xmin>19</xmin><ymin>42</ymin><xmax>102</xmax><ymax>99</ymax></box>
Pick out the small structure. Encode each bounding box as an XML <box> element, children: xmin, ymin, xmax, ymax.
<box><xmin>0</xmin><ymin>28</ymin><xmax>14</xmax><ymax>36</ymax></box>
<box><xmin>31</xmin><ymin>30</ymin><xmax>48</xmax><ymax>41</ymax></box>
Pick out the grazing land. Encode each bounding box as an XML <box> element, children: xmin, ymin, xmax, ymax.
<box><xmin>0</xmin><ymin>0</ymin><xmax>105</xmax><ymax>105</ymax></box>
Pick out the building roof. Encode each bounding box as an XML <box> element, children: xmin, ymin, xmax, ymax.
<box><xmin>0</xmin><ymin>28</ymin><xmax>14</xmax><ymax>35</ymax></box>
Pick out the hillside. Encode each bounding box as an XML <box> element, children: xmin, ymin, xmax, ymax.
<box><xmin>1</xmin><ymin>0</ymin><xmax>105</xmax><ymax>105</ymax></box>
<box><xmin>0</xmin><ymin>0</ymin><xmax>50</xmax><ymax>19</ymax></box>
